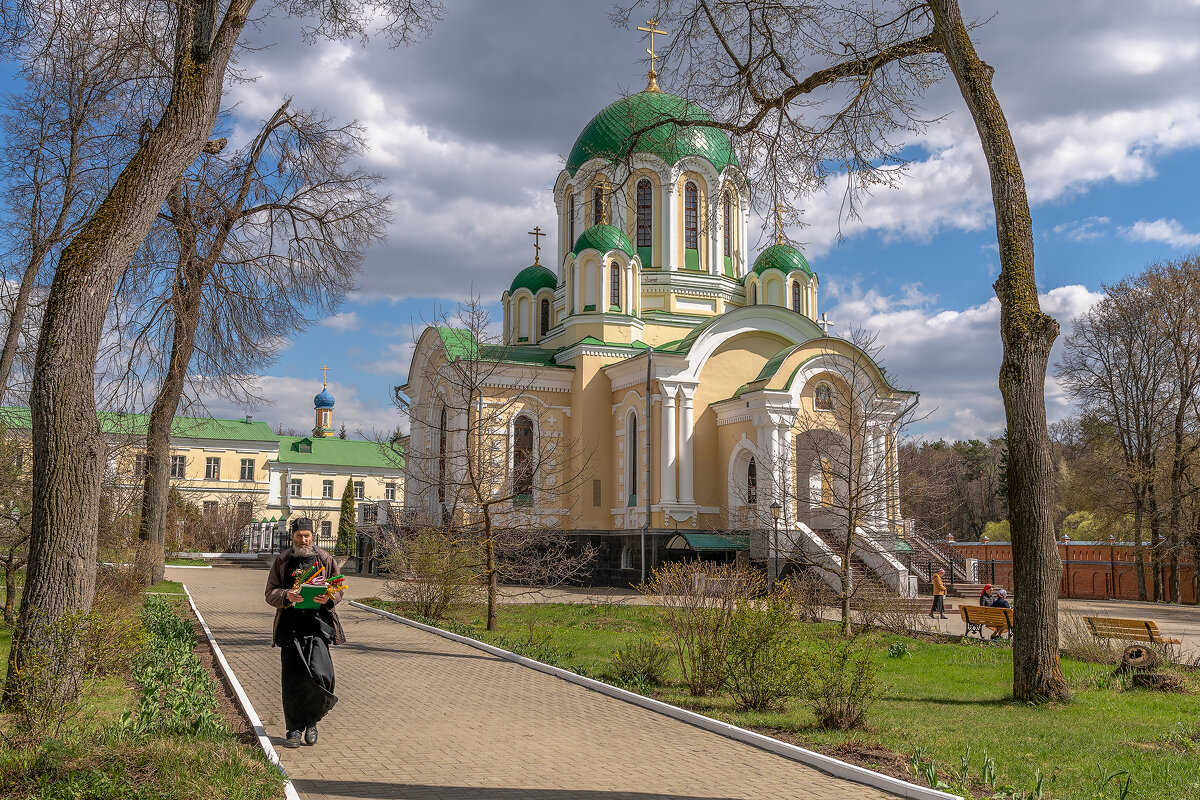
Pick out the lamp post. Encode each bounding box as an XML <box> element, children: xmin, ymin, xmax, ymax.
<box><xmin>769</xmin><ymin>501</ymin><xmax>782</xmax><ymax>592</ymax></box>
<box><xmin>1108</xmin><ymin>533</ymin><xmax>1117</xmax><ymax>599</ymax></box>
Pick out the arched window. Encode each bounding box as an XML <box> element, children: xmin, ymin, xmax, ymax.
<box><xmin>437</xmin><ymin>407</ymin><xmax>448</xmax><ymax>507</ymax></box>
<box><xmin>593</xmin><ymin>185</ymin><xmax>605</xmax><ymax>225</ymax></box>
<box><xmin>722</xmin><ymin>192</ymin><xmax>731</xmax><ymax>257</ymax></box>
<box><xmin>626</xmin><ymin>411</ymin><xmax>638</xmax><ymax>506</ymax></box>
<box><xmin>610</xmin><ymin>261</ymin><xmax>620</xmax><ymax>310</ymax></box>
<box><xmin>513</xmin><ymin>415</ymin><xmax>534</xmax><ymax>505</ymax></box>
<box><xmin>792</xmin><ymin>281</ymin><xmax>802</xmax><ymax>313</ymax></box>
<box><xmin>568</xmin><ymin>194</ymin><xmax>576</xmax><ymax>247</ymax></box>
<box><xmin>636</xmin><ymin>179</ymin><xmax>652</xmax><ymax>249</ymax></box>
<box><xmin>814</xmin><ymin>381</ymin><xmax>834</xmax><ymax>411</ymax></box>
<box><xmin>750</xmin><ymin>283</ymin><xmax>757</xmax><ymax>304</ymax></box>
<box><xmin>746</xmin><ymin>457</ymin><xmax>757</xmax><ymax>504</ymax></box>
<box><xmin>684</xmin><ymin>181</ymin><xmax>698</xmax><ymax>250</ymax></box>
<box><xmin>539</xmin><ymin>298</ymin><xmax>550</xmax><ymax>336</ymax></box>
<box><xmin>620</xmin><ymin>543</ymin><xmax>633</xmax><ymax>570</ymax></box>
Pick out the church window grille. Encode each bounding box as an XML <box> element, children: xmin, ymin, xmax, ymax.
<box><xmin>568</xmin><ymin>195</ymin><xmax>576</xmax><ymax>246</ymax></box>
<box><xmin>513</xmin><ymin>415</ymin><xmax>534</xmax><ymax>505</ymax></box>
<box><xmin>722</xmin><ymin>192</ymin><xmax>731</xmax><ymax>257</ymax></box>
<box><xmin>746</xmin><ymin>457</ymin><xmax>757</xmax><ymax>504</ymax></box>
<box><xmin>684</xmin><ymin>182</ymin><xmax>698</xmax><ymax>250</ymax></box>
<box><xmin>626</xmin><ymin>412</ymin><xmax>638</xmax><ymax>506</ymax></box>
<box><xmin>539</xmin><ymin>298</ymin><xmax>550</xmax><ymax>336</ymax></box>
<box><xmin>636</xmin><ymin>179</ymin><xmax>652</xmax><ymax>247</ymax></box>
<box><xmin>792</xmin><ymin>281</ymin><xmax>802</xmax><ymax>313</ymax></box>
<box><xmin>610</xmin><ymin>262</ymin><xmax>620</xmax><ymax>310</ymax></box>
<box><xmin>814</xmin><ymin>381</ymin><xmax>834</xmax><ymax>411</ymax></box>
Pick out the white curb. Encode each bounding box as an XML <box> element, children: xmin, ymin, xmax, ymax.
<box><xmin>183</xmin><ymin>585</ymin><xmax>302</xmax><ymax>800</ymax></box>
<box><xmin>350</xmin><ymin>600</ymin><xmax>962</xmax><ymax>800</ymax></box>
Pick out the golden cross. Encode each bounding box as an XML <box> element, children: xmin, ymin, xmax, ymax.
<box><xmin>527</xmin><ymin>226</ymin><xmax>545</xmax><ymax>265</ymax></box>
<box><xmin>320</xmin><ymin>364</ymin><xmax>329</xmax><ymax>387</ymax></box>
<box><xmin>637</xmin><ymin>18</ymin><xmax>669</xmax><ymax>91</ymax></box>
<box><xmin>774</xmin><ymin>203</ymin><xmax>787</xmax><ymax>245</ymax></box>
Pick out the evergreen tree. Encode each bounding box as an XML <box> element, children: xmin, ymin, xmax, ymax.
<box><xmin>338</xmin><ymin>423</ymin><xmax>347</xmax><ymax>439</ymax></box>
<box><xmin>335</xmin><ymin>479</ymin><xmax>355</xmax><ymax>555</ymax></box>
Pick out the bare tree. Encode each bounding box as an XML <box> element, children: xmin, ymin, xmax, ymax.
<box><xmin>396</xmin><ymin>299</ymin><xmax>597</xmax><ymax>630</ymax></box>
<box><xmin>618</xmin><ymin>0</ymin><xmax>1068</xmax><ymax>701</ymax></box>
<box><xmin>0</xmin><ymin>420</ymin><xmax>30</xmax><ymax>625</ymax></box>
<box><xmin>4</xmin><ymin>0</ymin><xmax>440</xmax><ymax>704</ymax></box>
<box><xmin>1058</xmin><ymin>280</ymin><xmax>1172</xmax><ymax>600</ymax></box>
<box><xmin>123</xmin><ymin>100</ymin><xmax>389</xmax><ymax>585</ymax></box>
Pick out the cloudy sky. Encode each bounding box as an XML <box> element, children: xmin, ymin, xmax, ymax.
<box><xmin>195</xmin><ymin>0</ymin><xmax>1200</xmax><ymax>440</ymax></box>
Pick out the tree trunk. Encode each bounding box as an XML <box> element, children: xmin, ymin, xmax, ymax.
<box><xmin>486</xmin><ymin>533</ymin><xmax>498</xmax><ymax>631</ymax></box>
<box><xmin>1148</xmin><ymin>480</ymin><xmax>1162</xmax><ymax>601</ymax></box>
<box><xmin>3</xmin><ymin>547</ymin><xmax>18</xmax><ymax>627</ymax></box>
<box><xmin>5</xmin><ymin>0</ymin><xmax>248</xmax><ymax>703</ymax></box>
<box><xmin>0</xmin><ymin>245</ymin><xmax>50</xmax><ymax>403</ymax></box>
<box><xmin>929</xmin><ymin>0</ymin><xmax>1068</xmax><ymax>701</ymax></box>
<box><xmin>840</xmin><ymin>527</ymin><xmax>852</xmax><ymax>636</ymax></box>
<box><xmin>1132</xmin><ymin>501</ymin><xmax>1147</xmax><ymax>600</ymax></box>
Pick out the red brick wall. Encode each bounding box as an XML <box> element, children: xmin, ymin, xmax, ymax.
<box><xmin>953</xmin><ymin>542</ymin><xmax>1198</xmax><ymax>604</ymax></box>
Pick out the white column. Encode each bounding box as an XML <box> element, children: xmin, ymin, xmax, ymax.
<box><xmin>661</xmin><ymin>392</ymin><xmax>677</xmax><ymax>504</ymax></box>
<box><xmin>664</xmin><ymin>180</ymin><xmax>678</xmax><ymax>271</ymax></box>
<box><xmin>678</xmin><ymin>388</ymin><xmax>695</xmax><ymax>504</ymax></box>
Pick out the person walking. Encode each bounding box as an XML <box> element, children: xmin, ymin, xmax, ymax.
<box><xmin>265</xmin><ymin>517</ymin><xmax>345</xmax><ymax>748</ymax></box>
<box><xmin>930</xmin><ymin>568</ymin><xmax>948</xmax><ymax>618</ymax></box>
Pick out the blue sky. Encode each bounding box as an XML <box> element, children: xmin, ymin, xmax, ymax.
<box><xmin>6</xmin><ymin>1</ymin><xmax>1198</xmax><ymax>440</ymax></box>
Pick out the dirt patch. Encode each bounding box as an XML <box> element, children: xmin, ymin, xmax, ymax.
<box><xmin>181</xmin><ymin>601</ymin><xmax>259</xmax><ymax>745</ymax></box>
<box><xmin>754</xmin><ymin>728</ymin><xmax>915</xmax><ymax>783</ymax></box>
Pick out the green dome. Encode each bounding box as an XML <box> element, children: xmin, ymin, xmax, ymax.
<box><xmin>751</xmin><ymin>243</ymin><xmax>812</xmax><ymax>278</ymax></box>
<box><xmin>508</xmin><ymin>263</ymin><xmax>557</xmax><ymax>295</ymax></box>
<box><xmin>566</xmin><ymin>91</ymin><xmax>739</xmax><ymax>176</ymax></box>
<box><xmin>571</xmin><ymin>224</ymin><xmax>634</xmax><ymax>258</ymax></box>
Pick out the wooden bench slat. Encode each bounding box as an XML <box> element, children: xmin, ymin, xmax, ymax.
<box><xmin>1082</xmin><ymin>616</ymin><xmax>1182</xmax><ymax>645</ymax></box>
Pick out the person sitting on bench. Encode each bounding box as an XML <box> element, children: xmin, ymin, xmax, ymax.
<box><xmin>988</xmin><ymin>589</ymin><xmax>1011</xmax><ymax>639</ymax></box>
<box><xmin>979</xmin><ymin>583</ymin><xmax>994</xmax><ymax>606</ymax></box>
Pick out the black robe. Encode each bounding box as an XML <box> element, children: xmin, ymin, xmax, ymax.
<box><xmin>276</xmin><ymin>552</ymin><xmax>339</xmax><ymax>730</ymax></box>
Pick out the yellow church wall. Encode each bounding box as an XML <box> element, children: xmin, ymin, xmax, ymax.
<box><xmin>691</xmin><ymin>332</ymin><xmax>794</xmax><ymax>511</ymax></box>
<box><xmin>715</xmin><ymin>419</ymin><xmax>759</xmax><ymax>526</ymax></box>
<box><xmin>562</xmin><ymin>352</ymin><xmax>617</xmax><ymax>531</ymax></box>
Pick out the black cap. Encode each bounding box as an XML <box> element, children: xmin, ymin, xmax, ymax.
<box><xmin>290</xmin><ymin>517</ymin><xmax>314</xmax><ymax>533</ymax></box>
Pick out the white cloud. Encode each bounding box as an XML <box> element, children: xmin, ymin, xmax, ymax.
<box><xmin>1052</xmin><ymin>216</ymin><xmax>1110</xmax><ymax>242</ymax></box>
<box><xmin>828</xmin><ymin>284</ymin><xmax>1104</xmax><ymax>440</ymax></box>
<box><xmin>322</xmin><ymin>312</ymin><xmax>361</xmax><ymax>332</ymax></box>
<box><xmin>1121</xmin><ymin>218</ymin><xmax>1200</xmax><ymax>248</ymax></box>
<box><xmin>192</xmin><ymin>375</ymin><xmax>400</xmax><ymax>440</ymax></box>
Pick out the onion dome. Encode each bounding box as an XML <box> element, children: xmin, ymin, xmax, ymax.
<box><xmin>571</xmin><ymin>224</ymin><xmax>635</xmax><ymax>258</ymax></box>
<box><xmin>566</xmin><ymin>91</ymin><xmax>738</xmax><ymax>177</ymax></box>
<box><xmin>751</xmin><ymin>243</ymin><xmax>812</xmax><ymax>278</ymax></box>
<box><xmin>314</xmin><ymin>388</ymin><xmax>335</xmax><ymax>409</ymax></box>
<box><xmin>509</xmin><ymin>264</ymin><xmax>557</xmax><ymax>295</ymax></box>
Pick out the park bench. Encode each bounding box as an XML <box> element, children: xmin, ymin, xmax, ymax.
<box><xmin>960</xmin><ymin>605</ymin><xmax>1014</xmax><ymax>640</ymax></box>
<box><xmin>1083</xmin><ymin>616</ymin><xmax>1181</xmax><ymax>646</ymax></box>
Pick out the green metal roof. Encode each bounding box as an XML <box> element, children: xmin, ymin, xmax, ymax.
<box><xmin>508</xmin><ymin>264</ymin><xmax>557</xmax><ymax>295</ymax></box>
<box><xmin>665</xmin><ymin>532</ymin><xmax>750</xmax><ymax>551</ymax></box>
<box><xmin>566</xmin><ymin>91</ymin><xmax>739</xmax><ymax>176</ymax></box>
<box><xmin>571</xmin><ymin>224</ymin><xmax>634</xmax><ymax>257</ymax></box>
<box><xmin>276</xmin><ymin>436</ymin><xmax>403</xmax><ymax>469</ymax></box>
<box><xmin>751</xmin><ymin>243</ymin><xmax>812</xmax><ymax>277</ymax></box>
<box><xmin>0</xmin><ymin>406</ymin><xmax>278</xmax><ymax>442</ymax></box>
<box><xmin>435</xmin><ymin>328</ymin><xmax>572</xmax><ymax>369</ymax></box>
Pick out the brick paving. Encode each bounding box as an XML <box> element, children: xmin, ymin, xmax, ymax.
<box><xmin>179</xmin><ymin>565</ymin><xmax>893</xmax><ymax>800</ymax></box>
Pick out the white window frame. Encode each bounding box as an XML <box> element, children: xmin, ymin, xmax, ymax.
<box><xmin>289</xmin><ymin>478</ymin><xmax>302</xmax><ymax>498</ymax></box>
<box><xmin>322</xmin><ymin>479</ymin><xmax>334</xmax><ymax>499</ymax></box>
<box><xmin>205</xmin><ymin>457</ymin><xmax>221</xmax><ymax>481</ymax></box>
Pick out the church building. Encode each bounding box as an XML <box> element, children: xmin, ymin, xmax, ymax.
<box><xmin>400</xmin><ymin>52</ymin><xmax>916</xmax><ymax>590</ymax></box>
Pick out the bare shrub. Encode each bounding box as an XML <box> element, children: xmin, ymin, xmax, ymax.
<box><xmin>641</xmin><ymin>560</ymin><xmax>758</xmax><ymax>696</ymax></box>
<box><xmin>854</xmin><ymin>588</ymin><xmax>923</xmax><ymax>635</ymax></box>
<box><xmin>721</xmin><ymin>588</ymin><xmax>805</xmax><ymax>711</ymax></box>
<box><xmin>1058</xmin><ymin>613</ymin><xmax>1123</xmax><ymax>664</ymax></box>
<box><xmin>797</xmin><ymin>636</ymin><xmax>881</xmax><ymax>730</ymax></box>
<box><xmin>383</xmin><ymin>528</ymin><xmax>480</xmax><ymax>620</ymax></box>
<box><xmin>790</xmin><ymin>570</ymin><xmax>833</xmax><ymax>623</ymax></box>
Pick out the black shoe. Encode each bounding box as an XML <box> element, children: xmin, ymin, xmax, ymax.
<box><xmin>284</xmin><ymin>729</ymin><xmax>302</xmax><ymax>748</ymax></box>
<box><xmin>304</xmin><ymin>725</ymin><xmax>318</xmax><ymax>746</ymax></box>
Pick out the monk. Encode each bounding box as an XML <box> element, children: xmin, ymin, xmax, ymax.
<box><xmin>265</xmin><ymin>517</ymin><xmax>345</xmax><ymax>748</ymax></box>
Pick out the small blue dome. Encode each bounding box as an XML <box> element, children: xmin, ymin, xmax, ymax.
<box><xmin>314</xmin><ymin>388</ymin><xmax>335</xmax><ymax>409</ymax></box>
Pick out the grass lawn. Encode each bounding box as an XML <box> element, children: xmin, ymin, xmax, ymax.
<box><xmin>164</xmin><ymin>557</ymin><xmax>209</xmax><ymax>567</ymax></box>
<box><xmin>0</xmin><ymin>581</ymin><xmax>283</xmax><ymax>800</ymax></box>
<box><xmin>365</xmin><ymin>598</ymin><xmax>1200</xmax><ymax>800</ymax></box>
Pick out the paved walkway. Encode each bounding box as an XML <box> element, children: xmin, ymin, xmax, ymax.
<box><xmin>178</xmin><ymin>566</ymin><xmax>892</xmax><ymax>800</ymax></box>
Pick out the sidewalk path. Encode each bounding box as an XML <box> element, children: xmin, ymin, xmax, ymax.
<box><xmin>179</xmin><ymin>566</ymin><xmax>893</xmax><ymax>800</ymax></box>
